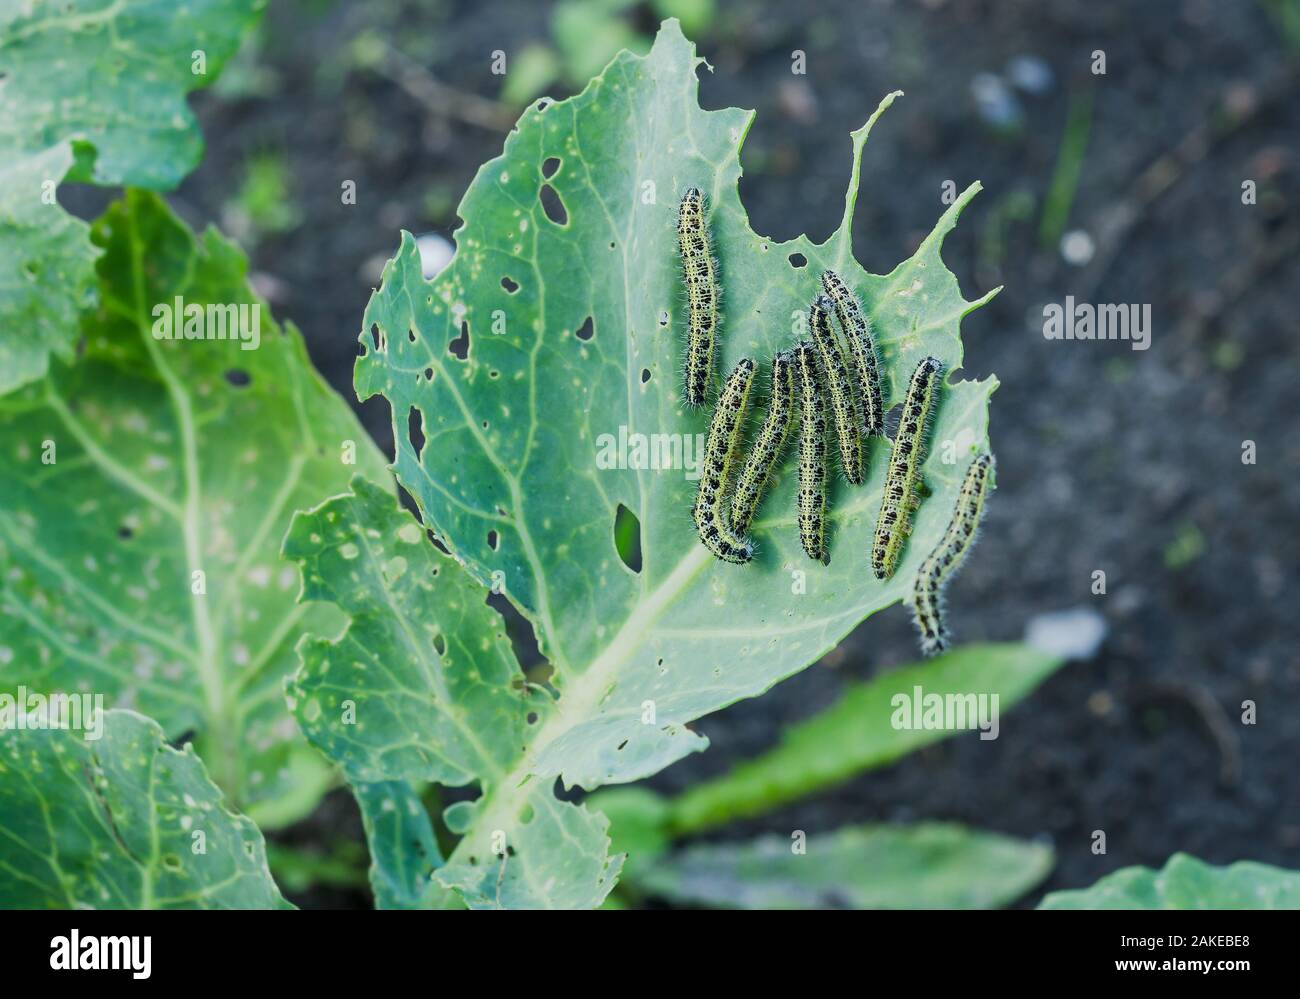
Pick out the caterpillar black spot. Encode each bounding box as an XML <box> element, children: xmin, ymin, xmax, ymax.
<box><xmin>678</xmin><ymin>187</ymin><xmax>720</xmax><ymax>407</ymax></box>
<box><xmin>872</xmin><ymin>355</ymin><xmax>943</xmax><ymax>579</ymax></box>
<box><xmin>821</xmin><ymin>270</ymin><xmax>884</xmax><ymax>438</ymax></box>
<box><xmin>692</xmin><ymin>358</ymin><xmax>756</xmax><ymax>564</ymax></box>
<box><xmin>794</xmin><ymin>342</ymin><xmax>829</xmax><ymax>564</ymax></box>
<box><xmin>810</xmin><ymin>294</ymin><xmax>864</xmax><ymax>485</ymax></box>
<box><xmin>911</xmin><ymin>452</ymin><xmax>995</xmax><ymax>656</ymax></box>
<box><xmin>730</xmin><ymin>351</ymin><xmax>797</xmax><ymax>537</ymax></box>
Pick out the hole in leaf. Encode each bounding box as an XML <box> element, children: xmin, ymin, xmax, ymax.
<box><xmin>408</xmin><ymin>328</ymin><xmax>417</xmax><ymax>343</ymax></box>
<box><xmin>433</xmin><ymin>633</ymin><xmax>446</xmax><ymax>656</ymax></box>
<box><xmin>487</xmin><ymin>530</ymin><xmax>499</xmax><ymax>551</ymax></box>
<box><xmin>501</xmin><ymin>276</ymin><xmax>519</xmax><ymax>294</ymax></box>
<box><xmin>224</xmin><ymin>369</ymin><xmax>251</xmax><ymax>388</ymax></box>
<box><xmin>614</xmin><ymin>503</ymin><xmax>642</xmax><ymax>574</ymax></box>
<box><xmin>539</xmin><ymin>183</ymin><xmax>568</xmax><ymax>225</ymax></box>
<box><xmin>407</xmin><ymin>406</ymin><xmax>426</xmax><ymax>458</ymax></box>
<box><xmin>117</xmin><ymin>525</ymin><xmax>133</xmax><ymax>540</ymax></box>
<box><xmin>575</xmin><ymin>316</ymin><xmax>594</xmax><ymax>341</ymax></box>
<box><xmin>425</xmin><ymin>367</ymin><xmax>434</xmax><ymax>380</ymax></box>
<box><xmin>657</xmin><ymin>310</ymin><xmax>669</xmax><ymax>327</ymax></box>
<box><xmin>449</xmin><ymin>320</ymin><xmax>470</xmax><ymax>360</ymax></box>
<box><xmin>641</xmin><ymin>368</ymin><xmax>651</xmax><ymax>383</ymax></box>
<box><xmin>541</xmin><ymin>157</ymin><xmax>560</xmax><ymax>179</ymax></box>
<box><xmin>789</xmin><ymin>252</ymin><xmax>807</xmax><ymax>268</ymax></box>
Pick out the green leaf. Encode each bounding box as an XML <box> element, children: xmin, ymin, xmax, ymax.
<box><xmin>352</xmin><ymin>781</ymin><xmax>458</xmax><ymax>910</ymax></box>
<box><xmin>667</xmin><ymin>642</ymin><xmax>1066</xmax><ymax>834</ymax></box>
<box><xmin>552</xmin><ymin>0</ymin><xmax>647</xmax><ymax>86</ymax></box>
<box><xmin>0</xmin><ymin>709</ymin><xmax>288</xmax><ymax>909</ymax></box>
<box><xmin>285</xmin><ymin>477</ymin><xmax>622</xmax><ymax>909</ymax></box>
<box><xmin>1039</xmin><ymin>854</ymin><xmax>1300</xmax><ymax>910</ymax></box>
<box><xmin>0</xmin><ymin>0</ymin><xmax>266</xmax><ymax>394</ymax></box>
<box><xmin>0</xmin><ymin>190</ymin><xmax>389</xmax><ymax>826</ymax></box>
<box><xmin>0</xmin><ymin>148</ymin><xmax>97</xmax><ymax>392</ymax></box>
<box><xmin>330</xmin><ymin>20</ymin><xmax>996</xmax><ymax>907</ymax></box>
<box><xmin>636</xmin><ymin>823</ymin><xmax>1053</xmax><ymax>909</ymax></box>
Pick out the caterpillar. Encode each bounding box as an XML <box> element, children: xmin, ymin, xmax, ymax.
<box><xmin>692</xmin><ymin>357</ymin><xmax>756</xmax><ymax>564</ymax></box>
<box><xmin>911</xmin><ymin>452</ymin><xmax>995</xmax><ymax>656</ymax></box>
<box><xmin>731</xmin><ymin>351</ymin><xmax>797</xmax><ymax>537</ymax></box>
<box><xmin>809</xmin><ymin>294</ymin><xmax>864</xmax><ymax>485</ymax></box>
<box><xmin>794</xmin><ymin>342</ymin><xmax>829</xmax><ymax>564</ymax></box>
<box><xmin>677</xmin><ymin>187</ymin><xmax>720</xmax><ymax>407</ymax></box>
<box><xmin>821</xmin><ymin>270</ymin><xmax>884</xmax><ymax>437</ymax></box>
<box><xmin>872</xmin><ymin>355</ymin><xmax>943</xmax><ymax>579</ymax></box>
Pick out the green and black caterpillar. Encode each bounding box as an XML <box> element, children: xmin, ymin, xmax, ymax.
<box><xmin>872</xmin><ymin>355</ymin><xmax>943</xmax><ymax>580</ymax></box>
<box><xmin>691</xmin><ymin>358</ymin><xmax>756</xmax><ymax>564</ymax></box>
<box><xmin>809</xmin><ymin>295</ymin><xmax>864</xmax><ymax>486</ymax></box>
<box><xmin>911</xmin><ymin>453</ymin><xmax>994</xmax><ymax>655</ymax></box>
<box><xmin>677</xmin><ymin>188</ymin><xmax>720</xmax><ymax>408</ymax></box>
<box><xmin>730</xmin><ymin>351</ymin><xmax>796</xmax><ymax>537</ymax></box>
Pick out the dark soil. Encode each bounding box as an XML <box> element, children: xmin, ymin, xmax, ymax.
<box><xmin>181</xmin><ymin>0</ymin><xmax>1300</xmax><ymax>907</ymax></box>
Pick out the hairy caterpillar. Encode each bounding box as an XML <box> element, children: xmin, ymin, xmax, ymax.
<box><xmin>912</xmin><ymin>452</ymin><xmax>995</xmax><ymax>655</ymax></box>
<box><xmin>677</xmin><ymin>187</ymin><xmax>720</xmax><ymax>407</ymax></box>
<box><xmin>692</xmin><ymin>358</ymin><xmax>756</xmax><ymax>564</ymax></box>
<box><xmin>731</xmin><ymin>351</ymin><xmax>797</xmax><ymax>537</ymax></box>
<box><xmin>872</xmin><ymin>355</ymin><xmax>943</xmax><ymax>579</ymax></box>
<box><xmin>821</xmin><ymin>270</ymin><xmax>884</xmax><ymax>437</ymax></box>
<box><xmin>809</xmin><ymin>294</ymin><xmax>864</xmax><ymax>485</ymax></box>
<box><xmin>794</xmin><ymin>342</ymin><xmax>829</xmax><ymax>564</ymax></box>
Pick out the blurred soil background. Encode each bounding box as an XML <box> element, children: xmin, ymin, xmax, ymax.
<box><xmin>172</xmin><ymin>0</ymin><xmax>1300</xmax><ymax>906</ymax></box>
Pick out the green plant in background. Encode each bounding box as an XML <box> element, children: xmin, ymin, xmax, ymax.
<box><xmin>0</xmin><ymin>0</ymin><xmax>268</xmax><ymax>396</ymax></box>
<box><xmin>593</xmin><ymin>643</ymin><xmax>1063</xmax><ymax>908</ymax></box>
<box><xmin>1037</xmin><ymin>88</ymin><xmax>1093</xmax><ymax>253</ymax></box>
<box><xmin>223</xmin><ymin>150</ymin><xmax>303</xmax><ymax>245</ymax></box>
<box><xmin>500</xmin><ymin>0</ymin><xmax>717</xmax><ymax>106</ymax></box>
<box><xmin>1040</xmin><ymin>854</ymin><xmax>1300</xmax><ymax>909</ymax></box>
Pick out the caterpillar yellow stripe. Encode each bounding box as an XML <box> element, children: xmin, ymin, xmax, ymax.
<box><xmin>692</xmin><ymin>358</ymin><xmax>756</xmax><ymax>564</ymax></box>
<box><xmin>794</xmin><ymin>342</ymin><xmax>829</xmax><ymax>564</ymax></box>
<box><xmin>810</xmin><ymin>294</ymin><xmax>864</xmax><ymax>485</ymax></box>
<box><xmin>677</xmin><ymin>187</ymin><xmax>720</xmax><ymax>407</ymax></box>
<box><xmin>731</xmin><ymin>351</ymin><xmax>796</xmax><ymax>537</ymax></box>
<box><xmin>912</xmin><ymin>452</ymin><xmax>995</xmax><ymax>656</ymax></box>
<box><xmin>821</xmin><ymin>270</ymin><xmax>884</xmax><ymax>437</ymax></box>
<box><xmin>872</xmin><ymin>355</ymin><xmax>943</xmax><ymax>579</ymax></box>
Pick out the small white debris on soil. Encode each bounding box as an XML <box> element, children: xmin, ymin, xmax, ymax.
<box><xmin>1024</xmin><ymin>607</ymin><xmax>1108</xmax><ymax>660</ymax></box>
<box><xmin>1059</xmin><ymin>229</ymin><xmax>1095</xmax><ymax>266</ymax></box>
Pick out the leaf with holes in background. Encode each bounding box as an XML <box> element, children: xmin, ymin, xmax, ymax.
<box><xmin>1039</xmin><ymin>854</ymin><xmax>1300</xmax><ymax>910</ymax></box>
<box><xmin>0</xmin><ymin>0</ymin><xmax>266</xmax><ymax>395</ymax></box>
<box><xmin>0</xmin><ymin>709</ymin><xmax>288</xmax><ymax>909</ymax></box>
<box><xmin>301</xmin><ymin>19</ymin><xmax>999</xmax><ymax>907</ymax></box>
<box><xmin>0</xmin><ymin>190</ymin><xmax>390</xmax><ymax>828</ymax></box>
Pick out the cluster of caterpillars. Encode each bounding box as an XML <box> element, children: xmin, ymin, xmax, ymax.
<box><xmin>676</xmin><ymin>189</ymin><xmax>993</xmax><ymax>654</ymax></box>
